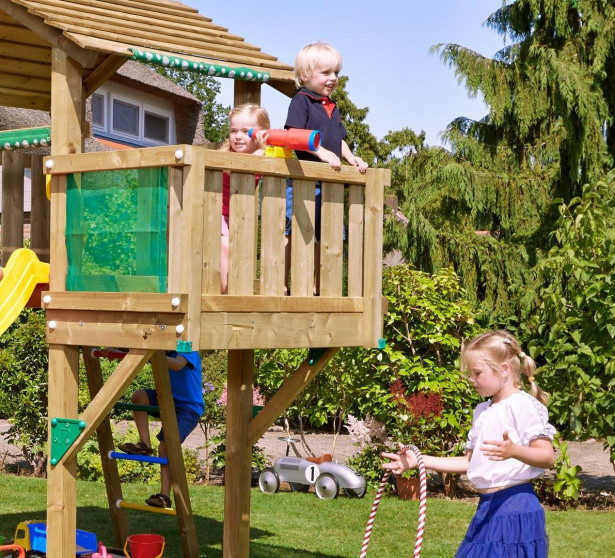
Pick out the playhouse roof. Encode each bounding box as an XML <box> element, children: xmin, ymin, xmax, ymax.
<box><xmin>0</xmin><ymin>0</ymin><xmax>296</xmax><ymax>111</ymax></box>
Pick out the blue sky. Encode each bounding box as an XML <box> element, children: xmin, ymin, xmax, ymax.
<box><xmin>192</xmin><ymin>1</ymin><xmax>507</xmax><ymax>147</ymax></box>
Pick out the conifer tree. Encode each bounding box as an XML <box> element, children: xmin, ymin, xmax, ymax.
<box><xmin>386</xmin><ymin>0</ymin><xmax>615</xmax><ymax>321</ymax></box>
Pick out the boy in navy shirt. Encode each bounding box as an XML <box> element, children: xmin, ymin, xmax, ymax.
<box><xmin>284</xmin><ymin>41</ymin><xmax>367</xmax><ymax>293</ymax></box>
<box><xmin>285</xmin><ymin>41</ymin><xmax>368</xmax><ymax>171</ymax></box>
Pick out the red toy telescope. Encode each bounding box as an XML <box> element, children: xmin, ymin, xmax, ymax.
<box><xmin>249</xmin><ymin>128</ymin><xmax>320</xmax><ymax>151</ymax></box>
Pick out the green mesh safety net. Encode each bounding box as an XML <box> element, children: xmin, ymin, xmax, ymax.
<box><xmin>129</xmin><ymin>48</ymin><xmax>270</xmax><ymax>82</ymax></box>
<box><xmin>65</xmin><ymin>167</ymin><xmax>168</xmax><ymax>293</ymax></box>
<box><xmin>0</xmin><ymin>127</ymin><xmax>50</xmax><ymax>150</ymax></box>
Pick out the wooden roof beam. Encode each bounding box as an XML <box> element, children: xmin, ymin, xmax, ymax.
<box><xmin>0</xmin><ymin>86</ymin><xmax>50</xmax><ymax>109</ymax></box>
<box><xmin>0</xmin><ymin>0</ymin><xmax>99</xmax><ymax>68</ymax></box>
<box><xmin>267</xmin><ymin>79</ymin><xmax>297</xmax><ymax>98</ymax></box>
<box><xmin>83</xmin><ymin>53</ymin><xmax>126</xmax><ymax>96</ymax></box>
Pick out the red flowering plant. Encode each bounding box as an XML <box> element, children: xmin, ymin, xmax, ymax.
<box><xmin>389</xmin><ymin>380</ymin><xmax>459</xmax><ymax>478</ymax></box>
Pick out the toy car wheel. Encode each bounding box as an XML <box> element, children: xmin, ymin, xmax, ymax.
<box><xmin>314</xmin><ymin>472</ymin><xmax>339</xmax><ymax>500</ymax></box>
<box><xmin>258</xmin><ymin>467</ymin><xmax>280</xmax><ymax>494</ymax></box>
<box><xmin>289</xmin><ymin>481</ymin><xmax>310</xmax><ymax>493</ymax></box>
<box><xmin>343</xmin><ymin>485</ymin><xmax>367</xmax><ymax>498</ymax></box>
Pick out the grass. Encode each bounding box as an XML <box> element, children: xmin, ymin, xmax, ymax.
<box><xmin>1</xmin><ymin>474</ymin><xmax>613</xmax><ymax>557</ymax></box>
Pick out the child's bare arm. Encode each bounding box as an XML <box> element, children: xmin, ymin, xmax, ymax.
<box><xmin>313</xmin><ymin>146</ymin><xmax>342</xmax><ymax>169</ymax></box>
<box><xmin>166</xmin><ymin>354</ymin><xmax>188</xmax><ymax>371</ymax></box>
<box><xmin>481</xmin><ymin>433</ymin><xmax>555</xmax><ymax>469</ymax></box>
<box><xmin>382</xmin><ymin>444</ymin><xmax>471</xmax><ymax>475</ymax></box>
<box><xmin>341</xmin><ymin>140</ymin><xmax>368</xmax><ymax>173</ymax></box>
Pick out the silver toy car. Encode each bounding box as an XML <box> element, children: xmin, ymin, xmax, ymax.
<box><xmin>258</xmin><ymin>454</ymin><xmax>367</xmax><ymax>499</ymax></box>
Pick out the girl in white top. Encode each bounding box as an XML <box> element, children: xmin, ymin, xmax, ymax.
<box><xmin>383</xmin><ymin>330</ymin><xmax>556</xmax><ymax>558</ymax></box>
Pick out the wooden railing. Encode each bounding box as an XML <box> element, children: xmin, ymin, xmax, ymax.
<box><xmin>42</xmin><ymin>145</ymin><xmax>389</xmax><ymax>351</ymax></box>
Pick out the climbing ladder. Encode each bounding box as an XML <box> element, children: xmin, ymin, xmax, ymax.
<box><xmin>82</xmin><ymin>348</ymin><xmax>199</xmax><ymax>557</ymax></box>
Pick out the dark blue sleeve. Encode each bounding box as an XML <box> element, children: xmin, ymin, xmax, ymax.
<box><xmin>285</xmin><ymin>94</ymin><xmax>310</xmax><ymax>129</ymax></box>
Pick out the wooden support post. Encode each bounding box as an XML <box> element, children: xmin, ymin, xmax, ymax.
<box><xmin>82</xmin><ymin>348</ymin><xmax>128</xmax><ymax>547</ymax></box>
<box><xmin>46</xmin><ymin>46</ymin><xmax>83</xmax><ymax>558</ymax></box>
<box><xmin>223</xmin><ymin>349</ymin><xmax>254</xmax><ymax>558</ymax></box>
<box><xmin>362</xmin><ymin>168</ymin><xmax>387</xmax><ymax>347</ymax></box>
<box><xmin>49</xmin><ymin>47</ymin><xmax>83</xmax><ymax>289</ymax></box>
<box><xmin>151</xmin><ymin>351</ymin><xmax>199</xmax><ymax>558</ymax></box>
<box><xmin>30</xmin><ymin>154</ymin><xmax>50</xmax><ymax>263</ymax></box>
<box><xmin>179</xmin><ymin>146</ymin><xmax>205</xmax><ymax>348</ymax></box>
<box><xmin>222</xmin><ymin>102</ymin><xmax>259</xmax><ymax>552</ymax></box>
<box><xmin>1</xmin><ymin>151</ymin><xmax>25</xmax><ymax>265</ymax></box>
<box><xmin>233</xmin><ymin>81</ymin><xmax>261</xmax><ymax>107</ymax></box>
<box><xmin>46</xmin><ymin>345</ymin><xmax>79</xmax><ymax>558</ymax></box>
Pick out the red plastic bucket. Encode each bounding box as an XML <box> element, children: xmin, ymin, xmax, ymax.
<box><xmin>123</xmin><ymin>534</ymin><xmax>164</xmax><ymax>558</ymax></box>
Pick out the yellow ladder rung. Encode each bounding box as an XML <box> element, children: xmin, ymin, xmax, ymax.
<box><xmin>116</xmin><ymin>499</ymin><xmax>177</xmax><ymax>516</ymax></box>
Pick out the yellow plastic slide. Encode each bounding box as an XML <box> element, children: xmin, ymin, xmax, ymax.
<box><xmin>0</xmin><ymin>248</ymin><xmax>50</xmax><ymax>337</ymax></box>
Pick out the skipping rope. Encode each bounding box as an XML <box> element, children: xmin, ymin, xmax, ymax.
<box><xmin>360</xmin><ymin>444</ymin><xmax>427</xmax><ymax>557</ymax></box>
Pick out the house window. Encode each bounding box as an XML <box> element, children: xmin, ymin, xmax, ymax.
<box><xmin>91</xmin><ymin>85</ymin><xmax>175</xmax><ymax>146</ymax></box>
<box><xmin>144</xmin><ymin>110</ymin><xmax>170</xmax><ymax>143</ymax></box>
<box><xmin>112</xmin><ymin>98</ymin><xmax>140</xmax><ymax>138</ymax></box>
<box><xmin>91</xmin><ymin>93</ymin><xmax>105</xmax><ymax>127</ymax></box>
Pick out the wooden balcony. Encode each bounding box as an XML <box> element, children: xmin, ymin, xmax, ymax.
<box><xmin>42</xmin><ymin>145</ymin><xmax>389</xmax><ymax>352</ymax></box>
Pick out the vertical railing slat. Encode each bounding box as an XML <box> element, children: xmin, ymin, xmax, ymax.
<box><xmin>202</xmin><ymin>169</ymin><xmax>223</xmax><ymax>294</ymax></box>
<box><xmin>290</xmin><ymin>179</ymin><xmax>315</xmax><ymax>296</ymax></box>
<box><xmin>167</xmin><ymin>166</ymin><xmax>184</xmax><ymax>293</ymax></box>
<box><xmin>260</xmin><ymin>176</ymin><xmax>286</xmax><ymax>295</ymax></box>
<box><xmin>319</xmin><ymin>181</ymin><xmax>344</xmax><ymax>297</ymax></box>
<box><xmin>229</xmin><ymin>172</ymin><xmax>257</xmax><ymax>294</ymax></box>
<box><xmin>347</xmin><ymin>185</ymin><xmax>365</xmax><ymax>297</ymax></box>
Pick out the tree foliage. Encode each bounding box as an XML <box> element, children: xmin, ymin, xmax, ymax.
<box><xmin>527</xmin><ymin>170</ymin><xmax>615</xmax><ymax>458</ymax></box>
<box><xmin>383</xmin><ymin>0</ymin><xmax>615</xmax><ymax>324</ymax></box>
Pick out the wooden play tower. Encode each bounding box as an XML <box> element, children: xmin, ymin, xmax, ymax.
<box><xmin>0</xmin><ymin>1</ymin><xmax>389</xmax><ymax>557</ymax></box>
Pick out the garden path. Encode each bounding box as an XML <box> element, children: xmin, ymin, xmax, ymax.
<box><xmin>1</xmin><ymin>419</ymin><xmax>613</xmax><ymax>494</ymax></box>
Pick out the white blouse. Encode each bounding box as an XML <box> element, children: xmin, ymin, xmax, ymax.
<box><xmin>465</xmin><ymin>391</ymin><xmax>556</xmax><ymax>489</ymax></box>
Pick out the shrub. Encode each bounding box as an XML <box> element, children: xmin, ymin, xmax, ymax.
<box><xmin>0</xmin><ymin>309</ymin><xmax>49</xmax><ymax>475</ymax></box>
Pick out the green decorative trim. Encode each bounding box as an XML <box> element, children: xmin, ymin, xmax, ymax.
<box><xmin>50</xmin><ymin>417</ymin><xmax>86</xmax><ymax>466</ymax></box>
<box><xmin>0</xmin><ymin>126</ymin><xmax>50</xmax><ymax>151</ymax></box>
<box><xmin>129</xmin><ymin>48</ymin><xmax>270</xmax><ymax>83</ymax></box>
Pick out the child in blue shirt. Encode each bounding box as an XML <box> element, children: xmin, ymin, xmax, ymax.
<box><xmin>119</xmin><ymin>350</ymin><xmax>204</xmax><ymax>509</ymax></box>
<box><xmin>284</xmin><ymin>41</ymin><xmax>368</xmax><ymax>293</ymax></box>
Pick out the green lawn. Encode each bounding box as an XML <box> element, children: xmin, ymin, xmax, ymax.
<box><xmin>0</xmin><ymin>475</ymin><xmax>612</xmax><ymax>557</ymax></box>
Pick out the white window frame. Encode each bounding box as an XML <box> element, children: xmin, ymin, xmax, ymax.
<box><xmin>91</xmin><ymin>92</ymin><xmax>106</xmax><ymax>129</ymax></box>
<box><xmin>110</xmin><ymin>92</ymin><xmax>141</xmax><ymax>142</ymax></box>
<box><xmin>142</xmin><ymin>102</ymin><xmax>174</xmax><ymax>146</ymax></box>
<box><xmin>91</xmin><ymin>84</ymin><xmax>175</xmax><ymax>147</ymax></box>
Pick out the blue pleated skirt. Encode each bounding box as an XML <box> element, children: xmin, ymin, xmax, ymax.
<box><xmin>455</xmin><ymin>483</ymin><xmax>549</xmax><ymax>558</ymax></box>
